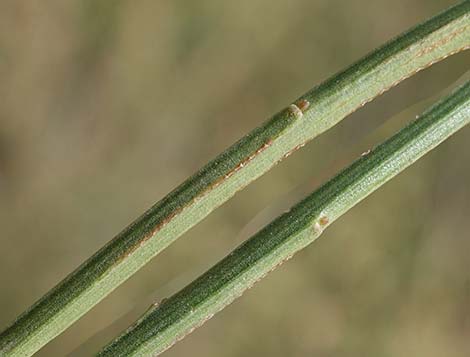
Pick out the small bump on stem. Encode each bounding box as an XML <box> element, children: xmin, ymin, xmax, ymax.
<box><xmin>288</xmin><ymin>104</ymin><xmax>304</xmax><ymax>119</ymax></box>
<box><xmin>295</xmin><ymin>99</ymin><xmax>310</xmax><ymax>112</ymax></box>
<box><xmin>313</xmin><ymin>212</ymin><xmax>329</xmax><ymax>234</ymax></box>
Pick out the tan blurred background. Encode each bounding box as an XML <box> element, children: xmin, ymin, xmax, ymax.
<box><xmin>1</xmin><ymin>1</ymin><xmax>470</xmax><ymax>356</ymax></box>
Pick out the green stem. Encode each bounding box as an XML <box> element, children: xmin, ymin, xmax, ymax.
<box><xmin>99</xmin><ymin>81</ymin><xmax>470</xmax><ymax>356</ymax></box>
<box><xmin>1</xmin><ymin>2</ymin><xmax>470</xmax><ymax>356</ymax></box>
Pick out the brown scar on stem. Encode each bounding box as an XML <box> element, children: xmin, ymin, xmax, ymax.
<box><xmin>223</xmin><ymin>139</ymin><xmax>273</xmax><ymax>179</ymax></box>
<box><xmin>343</xmin><ymin>44</ymin><xmax>470</xmax><ymax>121</ymax></box>
<box><xmin>276</xmin><ymin>41</ymin><xmax>470</xmax><ymax>165</ymax></box>
<box><xmin>117</xmin><ymin>138</ymin><xmax>275</xmax><ymax>262</ymax></box>
<box><xmin>295</xmin><ymin>99</ymin><xmax>311</xmax><ymax>112</ymax></box>
<box><xmin>314</xmin><ymin>213</ymin><xmax>329</xmax><ymax>233</ymax></box>
<box><xmin>333</xmin><ymin>23</ymin><xmax>470</xmax><ymax>119</ymax></box>
<box><xmin>319</xmin><ymin>216</ymin><xmax>329</xmax><ymax>226</ymax></box>
<box><xmin>416</xmin><ymin>24</ymin><xmax>469</xmax><ymax>58</ymax></box>
<box><xmin>282</xmin><ymin>142</ymin><xmax>306</xmax><ymax>160</ymax></box>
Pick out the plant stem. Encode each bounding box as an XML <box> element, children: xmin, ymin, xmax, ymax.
<box><xmin>1</xmin><ymin>2</ymin><xmax>470</xmax><ymax>356</ymax></box>
<box><xmin>99</xmin><ymin>81</ymin><xmax>470</xmax><ymax>356</ymax></box>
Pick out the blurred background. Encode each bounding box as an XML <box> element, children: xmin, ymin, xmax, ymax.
<box><xmin>1</xmin><ymin>1</ymin><xmax>469</xmax><ymax>356</ymax></box>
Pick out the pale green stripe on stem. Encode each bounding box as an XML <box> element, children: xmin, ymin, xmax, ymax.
<box><xmin>1</xmin><ymin>2</ymin><xmax>469</xmax><ymax>356</ymax></box>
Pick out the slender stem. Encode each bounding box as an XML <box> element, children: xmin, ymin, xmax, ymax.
<box><xmin>1</xmin><ymin>2</ymin><xmax>470</xmax><ymax>356</ymax></box>
<box><xmin>99</xmin><ymin>81</ymin><xmax>470</xmax><ymax>356</ymax></box>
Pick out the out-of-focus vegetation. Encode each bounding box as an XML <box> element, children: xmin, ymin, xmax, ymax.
<box><xmin>0</xmin><ymin>1</ymin><xmax>469</xmax><ymax>356</ymax></box>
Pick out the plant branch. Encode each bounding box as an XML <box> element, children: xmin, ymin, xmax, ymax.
<box><xmin>1</xmin><ymin>2</ymin><xmax>469</xmax><ymax>356</ymax></box>
<box><xmin>99</xmin><ymin>80</ymin><xmax>470</xmax><ymax>356</ymax></box>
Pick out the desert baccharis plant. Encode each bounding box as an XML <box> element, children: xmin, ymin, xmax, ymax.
<box><xmin>0</xmin><ymin>1</ymin><xmax>469</xmax><ymax>356</ymax></box>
